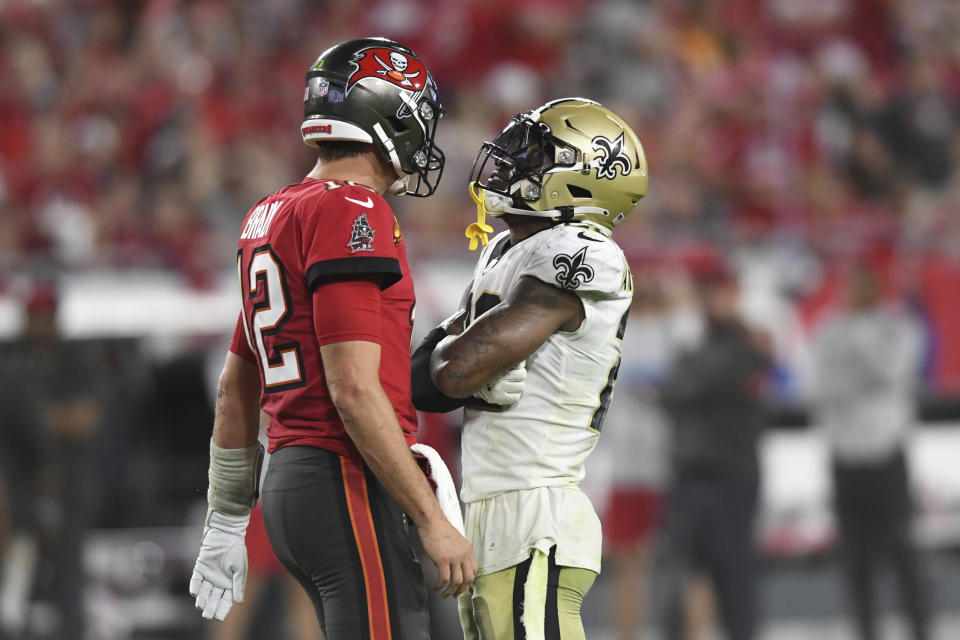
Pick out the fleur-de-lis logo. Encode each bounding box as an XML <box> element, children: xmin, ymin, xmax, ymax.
<box><xmin>553</xmin><ymin>246</ymin><xmax>595</xmax><ymax>289</ymax></box>
<box><xmin>591</xmin><ymin>133</ymin><xmax>632</xmax><ymax>180</ymax></box>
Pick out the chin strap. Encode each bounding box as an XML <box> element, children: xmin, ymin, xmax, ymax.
<box><xmin>465</xmin><ymin>181</ymin><xmax>614</xmax><ymax>249</ymax></box>
<box><xmin>465</xmin><ymin>181</ymin><xmax>494</xmax><ymax>251</ymax></box>
<box><xmin>386</xmin><ymin>175</ymin><xmax>408</xmax><ymax>196</ymax></box>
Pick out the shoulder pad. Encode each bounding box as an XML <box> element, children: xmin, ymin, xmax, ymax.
<box><xmin>520</xmin><ymin>224</ymin><xmax>628</xmax><ymax>297</ymax></box>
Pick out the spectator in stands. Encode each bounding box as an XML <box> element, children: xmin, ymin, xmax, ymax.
<box><xmin>0</xmin><ymin>479</ymin><xmax>7</xmax><ymax>550</ymax></box>
<box><xmin>0</xmin><ymin>476</ymin><xmax>7</xmax><ymax>640</ymax></box>
<box><xmin>0</xmin><ymin>286</ymin><xmax>104</xmax><ymax>640</ymax></box>
<box><xmin>657</xmin><ymin>262</ymin><xmax>772</xmax><ymax>640</ymax></box>
<box><xmin>811</xmin><ymin>263</ymin><xmax>931</xmax><ymax>640</ymax></box>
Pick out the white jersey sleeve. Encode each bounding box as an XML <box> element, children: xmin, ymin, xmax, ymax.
<box><xmin>517</xmin><ymin>223</ymin><xmax>629</xmax><ymax>299</ymax></box>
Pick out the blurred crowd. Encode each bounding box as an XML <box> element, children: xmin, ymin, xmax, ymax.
<box><xmin>1</xmin><ymin>0</ymin><xmax>960</xmax><ymax>638</ymax></box>
<box><xmin>2</xmin><ymin>0</ymin><xmax>959</xmax><ymax>265</ymax></box>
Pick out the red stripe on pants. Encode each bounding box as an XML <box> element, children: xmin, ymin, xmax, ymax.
<box><xmin>340</xmin><ymin>457</ymin><xmax>393</xmax><ymax>640</ymax></box>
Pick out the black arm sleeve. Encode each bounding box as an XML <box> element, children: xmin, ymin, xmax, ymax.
<box><xmin>411</xmin><ymin>326</ymin><xmax>467</xmax><ymax>413</ymax></box>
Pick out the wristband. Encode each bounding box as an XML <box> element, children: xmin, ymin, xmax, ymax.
<box><xmin>207</xmin><ymin>441</ymin><xmax>264</xmax><ymax>516</ymax></box>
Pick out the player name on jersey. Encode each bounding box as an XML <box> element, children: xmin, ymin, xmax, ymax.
<box><xmin>240</xmin><ymin>200</ymin><xmax>284</xmax><ymax>240</ymax></box>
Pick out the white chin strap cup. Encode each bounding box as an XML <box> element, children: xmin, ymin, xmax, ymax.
<box><xmin>483</xmin><ymin>190</ymin><xmax>553</xmax><ymax>219</ymax></box>
<box><xmin>410</xmin><ymin>443</ymin><xmax>465</xmax><ymax>535</ymax></box>
<box><xmin>386</xmin><ymin>174</ymin><xmax>409</xmax><ymax>196</ymax></box>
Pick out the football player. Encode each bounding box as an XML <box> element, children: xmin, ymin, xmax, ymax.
<box><xmin>412</xmin><ymin>98</ymin><xmax>648</xmax><ymax>640</ymax></box>
<box><xmin>188</xmin><ymin>37</ymin><xmax>476</xmax><ymax>638</ymax></box>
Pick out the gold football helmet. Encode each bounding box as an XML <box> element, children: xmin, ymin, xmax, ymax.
<box><xmin>468</xmin><ymin>98</ymin><xmax>648</xmax><ymax>239</ymax></box>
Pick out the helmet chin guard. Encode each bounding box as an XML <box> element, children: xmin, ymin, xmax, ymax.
<box><xmin>463</xmin><ymin>182</ymin><xmax>567</xmax><ymax>251</ymax></box>
<box><xmin>483</xmin><ymin>190</ymin><xmax>559</xmax><ymax>219</ymax></box>
<box><xmin>386</xmin><ymin>174</ymin><xmax>409</xmax><ymax>196</ymax></box>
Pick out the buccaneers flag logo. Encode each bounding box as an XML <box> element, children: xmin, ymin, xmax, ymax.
<box><xmin>347</xmin><ymin>213</ymin><xmax>376</xmax><ymax>253</ymax></box>
<box><xmin>347</xmin><ymin>47</ymin><xmax>425</xmax><ymax>94</ymax></box>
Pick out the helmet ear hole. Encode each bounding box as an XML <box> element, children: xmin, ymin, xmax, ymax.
<box><xmin>567</xmin><ymin>184</ymin><xmax>592</xmax><ymax>199</ymax></box>
<box><xmin>387</xmin><ymin>116</ymin><xmax>409</xmax><ymax>134</ymax></box>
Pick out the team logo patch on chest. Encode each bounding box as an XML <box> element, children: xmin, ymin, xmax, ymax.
<box><xmin>553</xmin><ymin>246</ymin><xmax>595</xmax><ymax>289</ymax></box>
<box><xmin>347</xmin><ymin>212</ymin><xmax>376</xmax><ymax>253</ymax></box>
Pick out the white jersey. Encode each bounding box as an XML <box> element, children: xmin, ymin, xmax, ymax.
<box><xmin>459</xmin><ymin>222</ymin><xmax>632</xmax><ymax>574</ymax></box>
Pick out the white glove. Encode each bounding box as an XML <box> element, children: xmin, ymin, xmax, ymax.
<box><xmin>189</xmin><ymin>511</ymin><xmax>250</xmax><ymax>621</ymax></box>
<box><xmin>475</xmin><ymin>362</ymin><xmax>527</xmax><ymax>406</ymax></box>
<box><xmin>411</xmin><ymin>443</ymin><xmax>465</xmax><ymax>535</ymax></box>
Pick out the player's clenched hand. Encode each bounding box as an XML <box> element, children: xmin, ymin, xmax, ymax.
<box><xmin>417</xmin><ymin>517</ymin><xmax>477</xmax><ymax>598</ymax></box>
<box><xmin>189</xmin><ymin>511</ymin><xmax>250</xmax><ymax>621</ymax></box>
<box><xmin>475</xmin><ymin>361</ymin><xmax>527</xmax><ymax>407</ymax></box>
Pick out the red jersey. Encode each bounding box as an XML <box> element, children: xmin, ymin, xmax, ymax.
<box><xmin>229</xmin><ymin>177</ymin><xmax>418</xmax><ymax>458</ymax></box>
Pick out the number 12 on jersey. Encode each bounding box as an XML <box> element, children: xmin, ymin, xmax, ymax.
<box><xmin>238</xmin><ymin>247</ymin><xmax>306</xmax><ymax>391</ymax></box>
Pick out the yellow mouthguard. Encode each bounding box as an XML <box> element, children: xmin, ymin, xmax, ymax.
<box><xmin>465</xmin><ymin>181</ymin><xmax>494</xmax><ymax>251</ymax></box>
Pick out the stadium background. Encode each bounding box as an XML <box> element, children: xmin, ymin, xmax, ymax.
<box><xmin>1</xmin><ymin>0</ymin><xmax>959</xmax><ymax>638</ymax></box>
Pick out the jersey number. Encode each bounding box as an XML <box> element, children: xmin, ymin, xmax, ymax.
<box><xmin>240</xmin><ymin>247</ymin><xmax>305</xmax><ymax>391</ymax></box>
<box><xmin>589</xmin><ymin>309</ymin><xmax>629</xmax><ymax>432</ymax></box>
<box><xmin>471</xmin><ymin>291</ymin><xmax>502</xmax><ymax>325</ymax></box>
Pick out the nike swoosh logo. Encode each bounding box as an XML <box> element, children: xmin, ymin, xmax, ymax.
<box><xmin>577</xmin><ymin>231</ymin><xmax>603</xmax><ymax>242</ymax></box>
<box><xmin>344</xmin><ymin>195</ymin><xmax>374</xmax><ymax>208</ymax></box>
